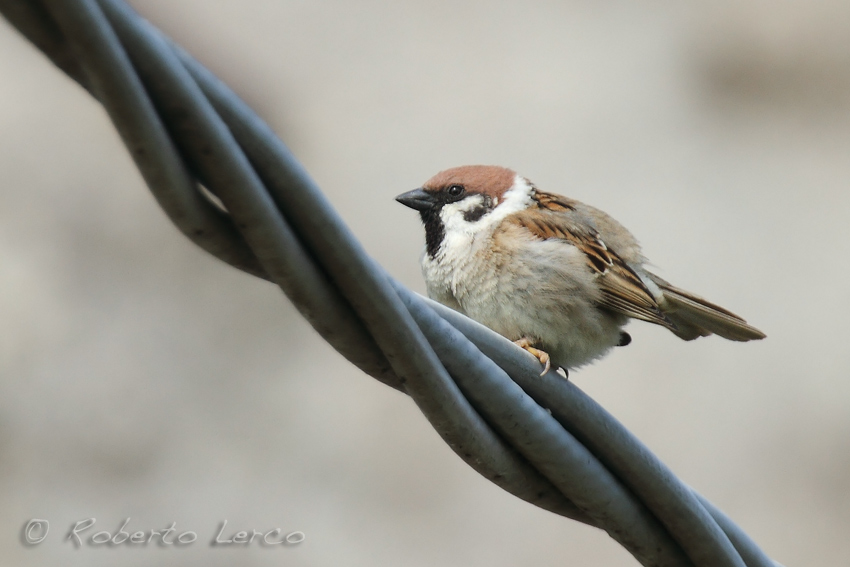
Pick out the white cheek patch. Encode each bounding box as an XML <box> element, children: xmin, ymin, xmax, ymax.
<box><xmin>440</xmin><ymin>194</ymin><xmax>488</xmax><ymax>234</ymax></box>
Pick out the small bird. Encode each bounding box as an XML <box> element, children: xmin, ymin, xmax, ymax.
<box><xmin>396</xmin><ymin>165</ymin><xmax>765</xmax><ymax>375</ymax></box>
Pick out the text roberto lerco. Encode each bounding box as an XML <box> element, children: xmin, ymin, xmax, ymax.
<box><xmin>22</xmin><ymin>518</ymin><xmax>305</xmax><ymax>548</ymax></box>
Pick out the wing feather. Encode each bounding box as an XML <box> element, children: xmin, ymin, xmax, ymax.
<box><xmin>510</xmin><ymin>191</ymin><xmax>676</xmax><ymax>331</ymax></box>
<box><xmin>646</xmin><ymin>274</ymin><xmax>766</xmax><ymax>341</ymax></box>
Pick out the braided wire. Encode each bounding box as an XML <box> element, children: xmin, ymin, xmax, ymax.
<box><xmin>0</xmin><ymin>2</ymin><xmax>781</xmax><ymax>566</ymax></box>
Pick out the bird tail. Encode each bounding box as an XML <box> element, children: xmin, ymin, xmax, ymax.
<box><xmin>646</xmin><ymin>273</ymin><xmax>766</xmax><ymax>342</ymax></box>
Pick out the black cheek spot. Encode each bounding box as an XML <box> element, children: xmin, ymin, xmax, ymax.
<box><xmin>461</xmin><ymin>196</ymin><xmax>493</xmax><ymax>223</ymax></box>
<box><xmin>462</xmin><ymin>206</ymin><xmax>489</xmax><ymax>223</ymax></box>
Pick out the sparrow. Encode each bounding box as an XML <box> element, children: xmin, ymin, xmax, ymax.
<box><xmin>396</xmin><ymin>165</ymin><xmax>765</xmax><ymax>374</ymax></box>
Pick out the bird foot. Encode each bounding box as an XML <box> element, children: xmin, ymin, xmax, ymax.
<box><xmin>513</xmin><ymin>337</ymin><xmax>551</xmax><ymax>375</ymax></box>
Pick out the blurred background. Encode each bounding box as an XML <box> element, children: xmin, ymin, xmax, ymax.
<box><xmin>1</xmin><ymin>1</ymin><xmax>849</xmax><ymax>565</ymax></box>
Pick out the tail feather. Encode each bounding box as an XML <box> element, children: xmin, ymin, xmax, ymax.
<box><xmin>647</xmin><ymin>274</ymin><xmax>766</xmax><ymax>342</ymax></box>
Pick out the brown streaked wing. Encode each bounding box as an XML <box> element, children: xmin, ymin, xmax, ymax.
<box><xmin>510</xmin><ymin>193</ymin><xmax>677</xmax><ymax>330</ymax></box>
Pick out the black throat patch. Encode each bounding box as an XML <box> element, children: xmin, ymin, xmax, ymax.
<box><xmin>420</xmin><ymin>208</ymin><xmax>445</xmax><ymax>259</ymax></box>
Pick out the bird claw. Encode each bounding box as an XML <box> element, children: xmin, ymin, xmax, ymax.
<box><xmin>513</xmin><ymin>338</ymin><xmax>552</xmax><ymax>376</ymax></box>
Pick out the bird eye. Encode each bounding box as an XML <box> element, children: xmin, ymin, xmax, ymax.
<box><xmin>446</xmin><ymin>184</ymin><xmax>465</xmax><ymax>197</ymax></box>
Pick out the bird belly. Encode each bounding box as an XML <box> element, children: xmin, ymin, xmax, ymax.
<box><xmin>423</xmin><ymin>236</ymin><xmax>625</xmax><ymax>369</ymax></box>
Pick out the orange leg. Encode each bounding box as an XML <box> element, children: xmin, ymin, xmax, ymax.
<box><xmin>513</xmin><ymin>337</ymin><xmax>551</xmax><ymax>375</ymax></box>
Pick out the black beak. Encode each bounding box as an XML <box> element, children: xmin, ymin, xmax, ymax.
<box><xmin>395</xmin><ymin>188</ymin><xmax>436</xmax><ymax>211</ymax></box>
